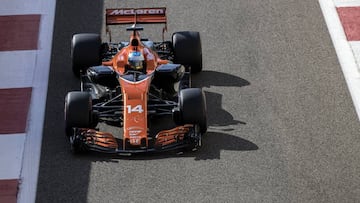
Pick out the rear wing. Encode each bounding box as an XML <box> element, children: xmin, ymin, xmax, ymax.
<box><xmin>105</xmin><ymin>8</ymin><xmax>167</xmax><ymax>41</ymax></box>
<box><xmin>106</xmin><ymin>8</ymin><xmax>167</xmax><ymax>25</ymax></box>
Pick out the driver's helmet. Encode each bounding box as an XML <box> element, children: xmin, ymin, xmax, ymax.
<box><xmin>128</xmin><ymin>51</ymin><xmax>145</xmax><ymax>70</ymax></box>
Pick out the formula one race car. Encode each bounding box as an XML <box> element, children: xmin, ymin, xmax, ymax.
<box><xmin>64</xmin><ymin>8</ymin><xmax>207</xmax><ymax>154</ymax></box>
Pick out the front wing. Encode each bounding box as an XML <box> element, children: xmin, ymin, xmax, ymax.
<box><xmin>71</xmin><ymin>124</ymin><xmax>201</xmax><ymax>154</ymax></box>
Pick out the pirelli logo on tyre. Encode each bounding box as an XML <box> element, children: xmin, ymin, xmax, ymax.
<box><xmin>108</xmin><ymin>8</ymin><xmax>165</xmax><ymax>16</ymax></box>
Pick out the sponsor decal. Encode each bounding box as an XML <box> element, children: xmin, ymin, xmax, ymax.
<box><xmin>109</xmin><ymin>8</ymin><xmax>165</xmax><ymax>16</ymax></box>
<box><xmin>127</xmin><ymin>127</ymin><xmax>144</xmax><ymax>145</ymax></box>
<box><xmin>129</xmin><ymin>130</ymin><xmax>142</xmax><ymax>137</ymax></box>
<box><xmin>133</xmin><ymin>115</ymin><xmax>144</xmax><ymax>123</ymax></box>
<box><xmin>127</xmin><ymin>127</ymin><xmax>144</xmax><ymax>137</ymax></box>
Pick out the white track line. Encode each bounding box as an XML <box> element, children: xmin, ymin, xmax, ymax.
<box><xmin>319</xmin><ymin>0</ymin><xmax>360</xmax><ymax>121</ymax></box>
<box><xmin>0</xmin><ymin>134</ymin><xmax>26</xmax><ymax>179</ymax></box>
<box><xmin>0</xmin><ymin>0</ymin><xmax>43</xmax><ymax>15</ymax></box>
<box><xmin>0</xmin><ymin>51</ymin><xmax>37</xmax><ymax>89</ymax></box>
<box><xmin>333</xmin><ymin>0</ymin><xmax>360</xmax><ymax>7</ymax></box>
<box><xmin>16</xmin><ymin>1</ymin><xmax>56</xmax><ymax>203</ymax></box>
<box><xmin>350</xmin><ymin>41</ymin><xmax>360</xmax><ymax>71</ymax></box>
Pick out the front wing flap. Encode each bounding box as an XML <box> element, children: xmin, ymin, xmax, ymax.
<box><xmin>73</xmin><ymin>124</ymin><xmax>199</xmax><ymax>154</ymax></box>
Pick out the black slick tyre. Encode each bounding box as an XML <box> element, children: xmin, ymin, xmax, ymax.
<box><xmin>64</xmin><ymin>91</ymin><xmax>93</xmax><ymax>136</ymax></box>
<box><xmin>71</xmin><ymin>33</ymin><xmax>101</xmax><ymax>77</ymax></box>
<box><xmin>179</xmin><ymin>88</ymin><xmax>207</xmax><ymax>133</ymax></box>
<box><xmin>172</xmin><ymin>31</ymin><xmax>202</xmax><ymax>73</ymax></box>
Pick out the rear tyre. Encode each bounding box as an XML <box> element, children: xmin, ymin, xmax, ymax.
<box><xmin>179</xmin><ymin>88</ymin><xmax>207</xmax><ymax>133</ymax></box>
<box><xmin>172</xmin><ymin>31</ymin><xmax>202</xmax><ymax>73</ymax></box>
<box><xmin>71</xmin><ymin>33</ymin><xmax>101</xmax><ymax>77</ymax></box>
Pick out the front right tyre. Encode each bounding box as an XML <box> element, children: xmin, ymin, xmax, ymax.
<box><xmin>178</xmin><ymin>88</ymin><xmax>207</xmax><ymax>133</ymax></box>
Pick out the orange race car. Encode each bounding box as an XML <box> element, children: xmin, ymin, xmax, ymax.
<box><xmin>64</xmin><ymin>8</ymin><xmax>207</xmax><ymax>154</ymax></box>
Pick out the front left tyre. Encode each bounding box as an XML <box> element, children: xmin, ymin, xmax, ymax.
<box><xmin>64</xmin><ymin>91</ymin><xmax>97</xmax><ymax>153</ymax></box>
<box><xmin>64</xmin><ymin>91</ymin><xmax>93</xmax><ymax>134</ymax></box>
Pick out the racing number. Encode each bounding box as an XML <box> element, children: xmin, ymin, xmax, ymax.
<box><xmin>126</xmin><ymin>105</ymin><xmax>144</xmax><ymax>114</ymax></box>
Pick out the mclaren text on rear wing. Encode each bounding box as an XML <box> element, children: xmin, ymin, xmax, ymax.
<box><xmin>106</xmin><ymin>8</ymin><xmax>167</xmax><ymax>25</ymax></box>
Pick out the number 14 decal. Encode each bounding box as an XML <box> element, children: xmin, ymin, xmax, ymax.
<box><xmin>126</xmin><ymin>105</ymin><xmax>144</xmax><ymax>114</ymax></box>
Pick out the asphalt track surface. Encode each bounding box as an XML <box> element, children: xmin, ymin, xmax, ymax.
<box><xmin>37</xmin><ymin>0</ymin><xmax>360</xmax><ymax>202</ymax></box>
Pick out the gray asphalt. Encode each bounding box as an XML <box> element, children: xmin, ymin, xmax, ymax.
<box><xmin>36</xmin><ymin>0</ymin><xmax>360</xmax><ymax>202</ymax></box>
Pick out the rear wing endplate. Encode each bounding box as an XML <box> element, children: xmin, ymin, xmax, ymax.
<box><xmin>105</xmin><ymin>7</ymin><xmax>167</xmax><ymax>42</ymax></box>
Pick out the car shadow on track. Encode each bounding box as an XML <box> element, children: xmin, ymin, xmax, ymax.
<box><xmin>192</xmin><ymin>70</ymin><xmax>251</xmax><ymax>88</ymax></box>
<box><xmin>205</xmin><ymin>91</ymin><xmax>246</xmax><ymax>128</ymax></box>
<box><xmin>193</xmin><ymin>70</ymin><xmax>250</xmax><ymax>127</ymax></box>
<box><xmin>193</xmin><ymin>132</ymin><xmax>258</xmax><ymax>160</ymax></box>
